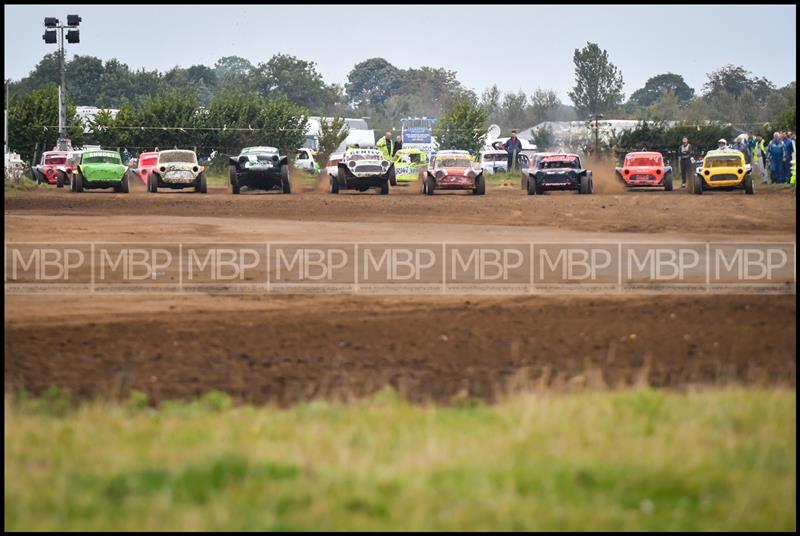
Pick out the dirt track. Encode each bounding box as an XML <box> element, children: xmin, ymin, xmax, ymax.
<box><xmin>4</xmin><ymin>183</ymin><xmax>797</xmax><ymax>403</ymax></box>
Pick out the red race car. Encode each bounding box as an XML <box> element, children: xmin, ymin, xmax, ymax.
<box><xmin>132</xmin><ymin>151</ymin><xmax>159</xmax><ymax>186</ymax></box>
<box><xmin>422</xmin><ymin>150</ymin><xmax>485</xmax><ymax>195</ymax></box>
<box><xmin>615</xmin><ymin>151</ymin><xmax>673</xmax><ymax>191</ymax></box>
<box><xmin>31</xmin><ymin>150</ymin><xmax>75</xmax><ymax>188</ymax></box>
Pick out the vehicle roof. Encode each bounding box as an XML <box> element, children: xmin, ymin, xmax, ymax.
<box><xmin>481</xmin><ymin>149</ymin><xmax>507</xmax><ymax>155</ymax></box>
<box><xmin>159</xmin><ymin>149</ymin><xmax>196</xmax><ymax>154</ymax></box>
<box><xmin>396</xmin><ymin>148</ymin><xmax>426</xmax><ymax>154</ymax></box>
<box><xmin>345</xmin><ymin>148</ymin><xmax>382</xmax><ymax>156</ymax></box>
<box><xmin>43</xmin><ymin>150</ymin><xmax>68</xmax><ymax>156</ymax></box>
<box><xmin>625</xmin><ymin>151</ymin><xmax>662</xmax><ymax>158</ymax></box>
<box><xmin>436</xmin><ymin>150</ymin><xmax>471</xmax><ymax>155</ymax></box>
<box><xmin>139</xmin><ymin>151</ymin><xmax>159</xmax><ymax>157</ymax></box>
<box><xmin>704</xmin><ymin>149</ymin><xmax>744</xmax><ymax>158</ymax></box>
<box><xmin>541</xmin><ymin>153</ymin><xmax>579</xmax><ymax>160</ymax></box>
<box><xmin>241</xmin><ymin>146</ymin><xmax>278</xmax><ymax>153</ymax></box>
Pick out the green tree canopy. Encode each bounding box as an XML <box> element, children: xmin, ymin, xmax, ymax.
<box><xmin>568</xmin><ymin>42</ymin><xmax>624</xmax><ymax>119</ymax></box>
<box><xmin>434</xmin><ymin>96</ymin><xmax>487</xmax><ymax>155</ymax></box>
<box><xmin>629</xmin><ymin>73</ymin><xmax>695</xmax><ymax>107</ymax></box>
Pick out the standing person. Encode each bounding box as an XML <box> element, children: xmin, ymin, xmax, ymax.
<box><xmin>376</xmin><ymin>131</ymin><xmax>395</xmax><ymax>160</ymax></box>
<box><xmin>767</xmin><ymin>132</ymin><xmax>785</xmax><ymax>183</ymax></box>
<box><xmin>394</xmin><ymin>135</ymin><xmax>403</xmax><ymax>155</ymax></box>
<box><xmin>732</xmin><ymin>134</ymin><xmax>752</xmax><ymax>164</ymax></box>
<box><xmin>678</xmin><ymin>137</ymin><xmax>693</xmax><ymax>189</ymax></box>
<box><xmin>752</xmin><ymin>135</ymin><xmax>767</xmax><ymax>184</ymax></box>
<box><xmin>783</xmin><ymin>131</ymin><xmax>796</xmax><ymax>183</ymax></box>
<box><xmin>504</xmin><ymin>130</ymin><xmax>523</xmax><ymax>171</ymax></box>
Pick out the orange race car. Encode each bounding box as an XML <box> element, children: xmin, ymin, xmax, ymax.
<box><xmin>615</xmin><ymin>151</ymin><xmax>673</xmax><ymax>191</ymax></box>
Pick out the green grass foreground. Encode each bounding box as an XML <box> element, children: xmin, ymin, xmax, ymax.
<box><xmin>4</xmin><ymin>388</ymin><xmax>796</xmax><ymax>531</ymax></box>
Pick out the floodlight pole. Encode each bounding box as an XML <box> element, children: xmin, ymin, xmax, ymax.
<box><xmin>58</xmin><ymin>24</ymin><xmax>67</xmax><ymax>147</ymax></box>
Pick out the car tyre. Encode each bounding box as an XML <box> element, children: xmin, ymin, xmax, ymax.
<box><xmin>663</xmin><ymin>171</ymin><xmax>673</xmax><ymax>191</ymax></box>
<box><xmin>579</xmin><ymin>174</ymin><xmax>591</xmax><ymax>194</ymax></box>
<box><xmin>473</xmin><ymin>173</ymin><xmax>486</xmax><ymax>195</ymax></box>
<box><xmin>379</xmin><ymin>179</ymin><xmax>389</xmax><ymax>195</ymax></box>
<box><xmin>148</xmin><ymin>172</ymin><xmax>158</xmax><ymax>193</ymax></box>
<box><xmin>120</xmin><ymin>171</ymin><xmax>130</xmax><ymax>193</ymax></box>
<box><xmin>330</xmin><ymin>175</ymin><xmax>339</xmax><ymax>194</ymax></box>
<box><xmin>74</xmin><ymin>172</ymin><xmax>84</xmax><ymax>193</ymax></box>
<box><xmin>693</xmin><ymin>174</ymin><xmax>704</xmax><ymax>195</ymax></box>
<box><xmin>744</xmin><ymin>173</ymin><xmax>754</xmax><ymax>195</ymax></box>
<box><xmin>229</xmin><ymin>166</ymin><xmax>240</xmax><ymax>195</ymax></box>
<box><xmin>196</xmin><ymin>172</ymin><xmax>208</xmax><ymax>194</ymax></box>
<box><xmin>425</xmin><ymin>175</ymin><xmax>435</xmax><ymax>196</ymax></box>
<box><xmin>280</xmin><ymin>164</ymin><xmax>291</xmax><ymax>194</ymax></box>
<box><xmin>388</xmin><ymin>166</ymin><xmax>397</xmax><ymax>186</ymax></box>
<box><xmin>527</xmin><ymin>175</ymin><xmax>538</xmax><ymax>195</ymax></box>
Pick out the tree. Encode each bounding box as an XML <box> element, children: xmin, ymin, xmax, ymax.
<box><xmin>530</xmin><ymin>125</ymin><xmax>555</xmax><ymax>150</ymax></box>
<box><xmin>703</xmin><ymin>65</ymin><xmax>775</xmax><ymax>102</ymax></box>
<box><xmin>315</xmin><ymin>117</ymin><xmax>349</xmax><ymax>170</ymax></box>
<box><xmin>251</xmin><ymin>54</ymin><xmax>332</xmax><ymax>112</ymax></box>
<box><xmin>500</xmin><ymin>91</ymin><xmax>528</xmax><ymax>129</ymax></box>
<box><xmin>648</xmin><ymin>90</ymin><xmax>681</xmax><ymax>121</ymax></box>
<box><xmin>7</xmin><ymin>84</ymin><xmax>84</xmax><ymax>164</ymax></box>
<box><xmin>345</xmin><ymin>58</ymin><xmax>402</xmax><ymax>107</ymax></box>
<box><xmin>629</xmin><ymin>73</ymin><xmax>694</xmax><ymax>107</ymax></box>
<box><xmin>481</xmin><ymin>85</ymin><xmax>501</xmax><ymax>123</ymax></box>
<box><xmin>529</xmin><ymin>88</ymin><xmax>560</xmax><ymax>124</ymax></box>
<box><xmin>568</xmin><ymin>42</ymin><xmax>624</xmax><ymax>119</ymax></box>
<box><xmin>214</xmin><ymin>56</ymin><xmax>254</xmax><ymax>85</ymax></box>
<box><xmin>435</xmin><ymin>96</ymin><xmax>487</xmax><ymax>155</ymax></box>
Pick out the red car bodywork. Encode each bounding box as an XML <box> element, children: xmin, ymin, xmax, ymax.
<box><xmin>35</xmin><ymin>151</ymin><xmax>72</xmax><ymax>185</ymax></box>
<box><xmin>133</xmin><ymin>151</ymin><xmax>159</xmax><ymax>185</ymax></box>
<box><xmin>429</xmin><ymin>156</ymin><xmax>479</xmax><ymax>190</ymax></box>
<box><xmin>616</xmin><ymin>151</ymin><xmax>671</xmax><ymax>188</ymax></box>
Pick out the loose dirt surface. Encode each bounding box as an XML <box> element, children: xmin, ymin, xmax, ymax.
<box><xmin>5</xmin><ymin>183</ymin><xmax>796</xmax><ymax>404</ymax></box>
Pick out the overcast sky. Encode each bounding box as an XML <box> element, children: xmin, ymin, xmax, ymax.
<box><xmin>4</xmin><ymin>4</ymin><xmax>797</xmax><ymax>102</ymax></box>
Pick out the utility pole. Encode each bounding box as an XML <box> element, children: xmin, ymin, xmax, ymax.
<box><xmin>43</xmin><ymin>14</ymin><xmax>81</xmax><ymax>151</ymax></box>
<box><xmin>589</xmin><ymin>113</ymin><xmax>604</xmax><ymax>157</ymax></box>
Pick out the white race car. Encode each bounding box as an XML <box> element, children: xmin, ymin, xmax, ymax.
<box><xmin>330</xmin><ymin>148</ymin><xmax>395</xmax><ymax>194</ymax></box>
<box><xmin>148</xmin><ymin>149</ymin><xmax>207</xmax><ymax>193</ymax></box>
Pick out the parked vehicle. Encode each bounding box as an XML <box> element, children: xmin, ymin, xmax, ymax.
<box><xmin>422</xmin><ymin>150</ymin><xmax>485</xmax><ymax>195</ymax></box>
<box><xmin>294</xmin><ymin>148</ymin><xmax>320</xmax><ymax>174</ymax></box>
<box><xmin>147</xmin><ymin>150</ymin><xmax>207</xmax><ymax>193</ymax></box>
<box><xmin>692</xmin><ymin>149</ymin><xmax>754</xmax><ymax>195</ymax></box>
<box><xmin>615</xmin><ymin>151</ymin><xmax>673</xmax><ymax>191</ymax></box>
<box><xmin>229</xmin><ymin>146</ymin><xmax>290</xmax><ymax>194</ymax></box>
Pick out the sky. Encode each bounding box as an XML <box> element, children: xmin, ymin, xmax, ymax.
<box><xmin>4</xmin><ymin>4</ymin><xmax>797</xmax><ymax>102</ymax></box>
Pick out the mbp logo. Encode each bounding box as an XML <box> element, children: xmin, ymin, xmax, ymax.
<box><xmin>711</xmin><ymin>243</ymin><xmax>794</xmax><ymax>289</ymax></box>
<box><xmin>270</xmin><ymin>244</ymin><xmax>355</xmax><ymax>290</ymax></box>
<box><xmin>183</xmin><ymin>244</ymin><xmax>266</xmax><ymax>284</ymax></box>
<box><xmin>96</xmin><ymin>244</ymin><xmax>178</xmax><ymax>285</ymax></box>
<box><xmin>5</xmin><ymin>243</ymin><xmax>89</xmax><ymax>284</ymax></box>
<box><xmin>446</xmin><ymin>244</ymin><xmax>529</xmax><ymax>292</ymax></box>
<box><xmin>624</xmin><ymin>245</ymin><xmax>704</xmax><ymax>282</ymax></box>
<box><xmin>534</xmin><ymin>244</ymin><xmax>618</xmax><ymax>289</ymax></box>
<box><xmin>358</xmin><ymin>244</ymin><xmax>442</xmax><ymax>291</ymax></box>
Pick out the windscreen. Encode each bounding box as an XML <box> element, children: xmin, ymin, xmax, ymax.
<box><xmin>706</xmin><ymin>156</ymin><xmax>742</xmax><ymax>168</ymax></box>
<box><xmin>542</xmin><ymin>158</ymin><xmax>578</xmax><ymax>169</ymax></box>
<box><xmin>438</xmin><ymin>157</ymin><xmax>472</xmax><ymax>168</ymax></box>
<box><xmin>625</xmin><ymin>155</ymin><xmax>661</xmax><ymax>166</ymax></box>
<box><xmin>44</xmin><ymin>155</ymin><xmax>67</xmax><ymax>165</ymax></box>
<box><xmin>82</xmin><ymin>153</ymin><xmax>121</xmax><ymax>165</ymax></box>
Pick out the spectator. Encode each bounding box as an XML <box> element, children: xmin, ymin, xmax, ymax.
<box><xmin>732</xmin><ymin>134</ymin><xmax>752</xmax><ymax>164</ymax></box>
<box><xmin>717</xmin><ymin>138</ymin><xmax>728</xmax><ymax>150</ymax></box>
<box><xmin>767</xmin><ymin>132</ymin><xmax>785</xmax><ymax>183</ymax></box>
<box><xmin>753</xmin><ymin>135</ymin><xmax>768</xmax><ymax>184</ymax></box>
<box><xmin>784</xmin><ymin>131</ymin><xmax>796</xmax><ymax>183</ymax></box>
<box><xmin>678</xmin><ymin>136</ymin><xmax>693</xmax><ymax>189</ymax></box>
<box><xmin>376</xmin><ymin>131</ymin><xmax>395</xmax><ymax>160</ymax></box>
<box><xmin>394</xmin><ymin>135</ymin><xmax>403</xmax><ymax>154</ymax></box>
<box><xmin>504</xmin><ymin>130</ymin><xmax>523</xmax><ymax>171</ymax></box>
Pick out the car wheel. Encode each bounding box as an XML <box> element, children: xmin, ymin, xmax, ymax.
<box><xmin>329</xmin><ymin>175</ymin><xmax>339</xmax><ymax>194</ymax></box>
<box><xmin>388</xmin><ymin>166</ymin><xmax>397</xmax><ymax>186</ymax></box>
<box><xmin>527</xmin><ymin>175</ymin><xmax>537</xmax><ymax>195</ymax></box>
<box><xmin>425</xmin><ymin>175</ymin><xmax>435</xmax><ymax>196</ymax></box>
<box><xmin>379</xmin><ymin>179</ymin><xmax>389</xmax><ymax>195</ymax></box>
<box><xmin>663</xmin><ymin>171</ymin><xmax>673</xmax><ymax>191</ymax></box>
<box><xmin>120</xmin><ymin>171</ymin><xmax>130</xmax><ymax>193</ymax></box>
<box><xmin>229</xmin><ymin>166</ymin><xmax>240</xmax><ymax>195</ymax></box>
<box><xmin>421</xmin><ymin>177</ymin><xmax>428</xmax><ymax>195</ymax></box>
<box><xmin>280</xmin><ymin>164</ymin><xmax>291</xmax><ymax>194</ymax></box>
<box><xmin>693</xmin><ymin>174</ymin><xmax>704</xmax><ymax>195</ymax></box>
<box><xmin>196</xmin><ymin>172</ymin><xmax>208</xmax><ymax>194</ymax></box>
<box><xmin>744</xmin><ymin>173</ymin><xmax>754</xmax><ymax>195</ymax></box>
<box><xmin>473</xmin><ymin>174</ymin><xmax>486</xmax><ymax>195</ymax></box>
<box><xmin>148</xmin><ymin>173</ymin><xmax>157</xmax><ymax>193</ymax></box>
<box><xmin>56</xmin><ymin>171</ymin><xmax>65</xmax><ymax>188</ymax></box>
<box><xmin>521</xmin><ymin>172</ymin><xmax>528</xmax><ymax>190</ymax></box>
<box><xmin>579</xmin><ymin>174</ymin><xmax>590</xmax><ymax>194</ymax></box>
<box><xmin>32</xmin><ymin>169</ymin><xmax>42</xmax><ymax>184</ymax></box>
<box><xmin>74</xmin><ymin>172</ymin><xmax>84</xmax><ymax>193</ymax></box>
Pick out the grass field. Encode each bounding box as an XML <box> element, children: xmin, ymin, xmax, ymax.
<box><xmin>4</xmin><ymin>388</ymin><xmax>795</xmax><ymax>531</ymax></box>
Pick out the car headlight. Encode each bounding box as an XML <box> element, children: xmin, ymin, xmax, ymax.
<box><xmin>435</xmin><ymin>170</ymin><xmax>445</xmax><ymax>179</ymax></box>
<box><xmin>193</xmin><ymin>166</ymin><xmax>199</xmax><ymax>172</ymax></box>
<box><xmin>160</xmin><ymin>166</ymin><xmax>166</xmax><ymax>172</ymax></box>
<box><xmin>348</xmin><ymin>160</ymin><xmax>357</xmax><ymax>168</ymax></box>
<box><xmin>381</xmin><ymin>160</ymin><xmax>390</xmax><ymax>169</ymax></box>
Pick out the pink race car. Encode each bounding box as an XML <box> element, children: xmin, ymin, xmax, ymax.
<box><xmin>615</xmin><ymin>151</ymin><xmax>673</xmax><ymax>191</ymax></box>
<box><xmin>31</xmin><ymin>150</ymin><xmax>75</xmax><ymax>188</ymax></box>
<box><xmin>131</xmin><ymin>151</ymin><xmax>159</xmax><ymax>186</ymax></box>
<box><xmin>422</xmin><ymin>150</ymin><xmax>485</xmax><ymax>195</ymax></box>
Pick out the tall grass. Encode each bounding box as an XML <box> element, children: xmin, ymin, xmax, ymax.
<box><xmin>4</xmin><ymin>388</ymin><xmax>795</xmax><ymax>531</ymax></box>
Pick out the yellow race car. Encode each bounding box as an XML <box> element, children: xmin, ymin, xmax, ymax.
<box><xmin>692</xmin><ymin>149</ymin><xmax>754</xmax><ymax>195</ymax></box>
<box><xmin>392</xmin><ymin>148</ymin><xmax>429</xmax><ymax>184</ymax></box>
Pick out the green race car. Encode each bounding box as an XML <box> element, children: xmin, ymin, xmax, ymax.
<box><xmin>71</xmin><ymin>149</ymin><xmax>131</xmax><ymax>193</ymax></box>
<box><xmin>392</xmin><ymin>148</ymin><xmax>428</xmax><ymax>184</ymax></box>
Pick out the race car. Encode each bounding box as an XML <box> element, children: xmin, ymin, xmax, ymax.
<box><xmin>147</xmin><ymin>150</ymin><xmax>207</xmax><ymax>193</ymax></box>
<box><xmin>522</xmin><ymin>153</ymin><xmax>593</xmax><ymax>195</ymax></box>
<box><xmin>692</xmin><ymin>149</ymin><xmax>754</xmax><ymax>195</ymax></box>
<box><xmin>132</xmin><ymin>151</ymin><xmax>159</xmax><ymax>186</ymax></box>
<box><xmin>31</xmin><ymin>150</ymin><xmax>76</xmax><ymax>188</ymax></box>
<box><xmin>293</xmin><ymin>148</ymin><xmax>320</xmax><ymax>174</ymax></box>
<box><xmin>615</xmin><ymin>151</ymin><xmax>673</xmax><ymax>191</ymax></box>
<box><xmin>478</xmin><ymin>149</ymin><xmax>510</xmax><ymax>175</ymax></box>
<box><xmin>520</xmin><ymin>152</ymin><xmax>556</xmax><ymax>190</ymax></box>
<box><xmin>392</xmin><ymin>148</ymin><xmax>428</xmax><ymax>184</ymax></box>
<box><xmin>326</xmin><ymin>153</ymin><xmax>343</xmax><ymax>179</ymax></box>
<box><xmin>229</xmin><ymin>146</ymin><xmax>291</xmax><ymax>195</ymax></box>
<box><xmin>422</xmin><ymin>150</ymin><xmax>485</xmax><ymax>195</ymax></box>
<box><xmin>331</xmin><ymin>148</ymin><xmax>395</xmax><ymax>194</ymax></box>
<box><xmin>71</xmin><ymin>149</ymin><xmax>132</xmax><ymax>193</ymax></box>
